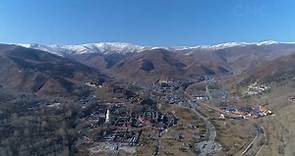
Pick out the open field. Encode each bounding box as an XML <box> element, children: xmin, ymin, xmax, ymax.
<box><xmin>250</xmin><ymin>84</ymin><xmax>295</xmax><ymax>156</ymax></box>
<box><xmin>195</xmin><ymin>103</ymin><xmax>256</xmax><ymax>156</ymax></box>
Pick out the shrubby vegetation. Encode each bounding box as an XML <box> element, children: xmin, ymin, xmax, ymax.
<box><xmin>0</xmin><ymin>89</ymin><xmax>82</xmax><ymax>156</ymax></box>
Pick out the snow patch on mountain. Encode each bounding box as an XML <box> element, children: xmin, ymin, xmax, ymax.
<box><xmin>12</xmin><ymin>40</ymin><xmax>295</xmax><ymax>56</ymax></box>
<box><xmin>15</xmin><ymin>42</ymin><xmax>148</xmax><ymax>56</ymax></box>
<box><xmin>174</xmin><ymin>40</ymin><xmax>295</xmax><ymax>51</ymax></box>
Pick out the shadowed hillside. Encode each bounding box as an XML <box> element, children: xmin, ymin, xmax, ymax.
<box><xmin>0</xmin><ymin>44</ymin><xmax>107</xmax><ymax>97</ymax></box>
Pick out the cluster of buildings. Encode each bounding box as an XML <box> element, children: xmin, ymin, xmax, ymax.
<box><xmin>222</xmin><ymin>105</ymin><xmax>273</xmax><ymax>119</ymax></box>
<box><xmin>190</xmin><ymin>91</ymin><xmax>209</xmax><ymax>102</ymax></box>
<box><xmin>288</xmin><ymin>96</ymin><xmax>295</xmax><ymax>103</ymax></box>
<box><xmin>244</xmin><ymin>82</ymin><xmax>270</xmax><ymax>96</ymax></box>
<box><xmin>150</xmin><ymin>80</ymin><xmax>193</xmax><ymax>106</ymax></box>
<box><xmin>77</xmin><ymin>93</ymin><xmax>178</xmax><ymax>154</ymax></box>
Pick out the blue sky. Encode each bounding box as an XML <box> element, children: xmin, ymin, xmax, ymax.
<box><xmin>0</xmin><ymin>0</ymin><xmax>294</xmax><ymax>46</ymax></box>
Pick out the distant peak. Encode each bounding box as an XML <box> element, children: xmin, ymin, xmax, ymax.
<box><xmin>174</xmin><ymin>40</ymin><xmax>295</xmax><ymax>50</ymax></box>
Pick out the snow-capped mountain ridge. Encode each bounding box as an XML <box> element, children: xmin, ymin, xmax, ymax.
<box><xmin>13</xmin><ymin>40</ymin><xmax>295</xmax><ymax>56</ymax></box>
<box><xmin>174</xmin><ymin>40</ymin><xmax>295</xmax><ymax>50</ymax></box>
<box><xmin>16</xmin><ymin>42</ymin><xmax>147</xmax><ymax>56</ymax></box>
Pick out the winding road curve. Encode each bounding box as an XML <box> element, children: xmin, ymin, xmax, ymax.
<box><xmin>240</xmin><ymin>125</ymin><xmax>266</xmax><ymax>156</ymax></box>
<box><xmin>184</xmin><ymin>92</ymin><xmax>222</xmax><ymax>156</ymax></box>
<box><xmin>149</xmin><ymin>86</ymin><xmax>221</xmax><ymax>156</ymax></box>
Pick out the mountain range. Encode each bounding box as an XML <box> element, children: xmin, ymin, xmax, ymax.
<box><xmin>0</xmin><ymin>44</ymin><xmax>106</xmax><ymax>97</ymax></box>
<box><xmin>1</xmin><ymin>40</ymin><xmax>295</xmax><ymax>91</ymax></box>
<box><xmin>13</xmin><ymin>40</ymin><xmax>295</xmax><ymax>56</ymax></box>
<box><xmin>1</xmin><ymin>40</ymin><xmax>295</xmax><ymax>156</ymax></box>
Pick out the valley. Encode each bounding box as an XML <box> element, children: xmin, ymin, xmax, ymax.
<box><xmin>1</xmin><ymin>0</ymin><xmax>295</xmax><ymax>155</ymax></box>
<box><xmin>0</xmin><ymin>41</ymin><xmax>295</xmax><ymax>156</ymax></box>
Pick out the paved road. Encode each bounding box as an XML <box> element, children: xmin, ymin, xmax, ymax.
<box><xmin>183</xmin><ymin>92</ymin><xmax>222</xmax><ymax>156</ymax></box>
<box><xmin>148</xmin><ymin>86</ymin><xmax>222</xmax><ymax>155</ymax></box>
<box><xmin>241</xmin><ymin>125</ymin><xmax>265</xmax><ymax>156</ymax></box>
<box><xmin>196</xmin><ymin>95</ymin><xmax>266</xmax><ymax>156</ymax></box>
